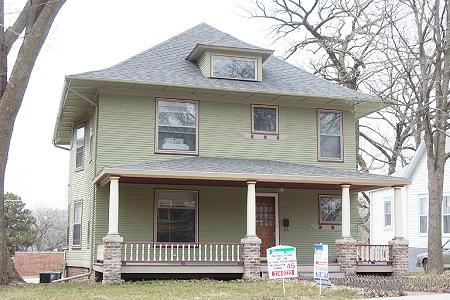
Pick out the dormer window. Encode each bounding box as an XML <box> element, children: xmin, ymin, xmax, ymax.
<box><xmin>211</xmin><ymin>55</ymin><xmax>257</xmax><ymax>81</ymax></box>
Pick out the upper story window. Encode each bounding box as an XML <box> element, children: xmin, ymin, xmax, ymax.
<box><xmin>156</xmin><ymin>98</ymin><xmax>198</xmax><ymax>154</ymax></box>
<box><xmin>419</xmin><ymin>196</ymin><xmax>428</xmax><ymax>234</ymax></box>
<box><xmin>75</xmin><ymin>126</ymin><xmax>85</xmax><ymax>169</ymax></box>
<box><xmin>318</xmin><ymin>195</ymin><xmax>342</xmax><ymax>225</ymax></box>
<box><xmin>318</xmin><ymin>110</ymin><xmax>343</xmax><ymax>161</ymax></box>
<box><xmin>252</xmin><ymin>105</ymin><xmax>278</xmax><ymax>134</ymax></box>
<box><xmin>155</xmin><ymin>190</ymin><xmax>198</xmax><ymax>243</ymax></box>
<box><xmin>88</xmin><ymin>113</ymin><xmax>94</xmax><ymax>161</ymax></box>
<box><xmin>384</xmin><ymin>198</ymin><xmax>392</xmax><ymax>227</ymax></box>
<box><xmin>211</xmin><ymin>55</ymin><xmax>257</xmax><ymax>81</ymax></box>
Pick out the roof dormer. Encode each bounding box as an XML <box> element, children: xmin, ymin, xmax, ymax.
<box><xmin>186</xmin><ymin>44</ymin><xmax>273</xmax><ymax>82</ymax></box>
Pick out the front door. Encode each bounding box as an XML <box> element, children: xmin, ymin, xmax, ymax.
<box><xmin>256</xmin><ymin>196</ymin><xmax>276</xmax><ymax>257</ymax></box>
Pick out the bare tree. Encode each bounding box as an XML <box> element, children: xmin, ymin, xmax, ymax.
<box><xmin>385</xmin><ymin>0</ymin><xmax>450</xmax><ymax>274</ymax></box>
<box><xmin>33</xmin><ymin>208</ymin><xmax>67</xmax><ymax>251</ymax></box>
<box><xmin>247</xmin><ymin>0</ymin><xmax>419</xmax><ymax>174</ymax></box>
<box><xmin>0</xmin><ymin>0</ymin><xmax>67</xmax><ymax>285</ymax></box>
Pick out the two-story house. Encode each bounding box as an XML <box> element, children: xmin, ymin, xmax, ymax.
<box><xmin>53</xmin><ymin>23</ymin><xmax>409</xmax><ymax>283</ymax></box>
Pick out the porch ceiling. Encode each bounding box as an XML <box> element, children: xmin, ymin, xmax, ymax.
<box><xmin>94</xmin><ymin>157</ymin><xmax>409</xmax><ymax>192</ymax></box>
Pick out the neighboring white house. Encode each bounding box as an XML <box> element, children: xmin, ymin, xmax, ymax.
<box><xmin>370</xmin><ymin>141</ymin><xmax>450</xmax><ymax>268</ymax></box>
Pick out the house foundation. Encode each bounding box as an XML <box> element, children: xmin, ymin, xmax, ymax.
<box><xmin>389</xmin><ymin>238</ymin><xmax>408</xmax><ymax>276</ymax></box>
<box><xmin>241</xmin><ymin>237</ymin><xmax>261</xmax><ymax>280</ymax></box>
<box><xmin>102</xmin><ymin>234</ymin><xmax>123</xmax><ymax>284</ymax></box>
<box><xmin>336</xmin><ymin>238</ymin><xmax>357</xmax><ymax>276</ymax></box>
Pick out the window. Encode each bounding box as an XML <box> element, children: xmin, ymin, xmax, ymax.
<box><xmin>443</xmin><ymin>196</ymin><xmax>450</xmax><ymax>234</ymax></box>
<box><xmin>211</xmin><ymin>55</ymin><xmax>257</xmax><ymax>81</ymax></box>
<box><xmin>252</xmin><ymin>105</ymin><xmax>278</xmax><ymax>134</ymax></box>
<box><xmin>155</xmin><ymin>190</ymin><xmax>198</xmax><ymax>243</ymax></box>
<box><xmin>75</xmin><ymin>126</ymin><xmax>85</xmax><ymax>169</ymax></box>
<box><xmin>419</xmin><ymin>197</ymin><xmax>428</xmax><ymax>234</ymax></box>
<box><xmin>88</xmin><ymin>114</ymin><xmax>94</xmax><ymax>161</ymax></box>
<box><xmin>319</xmin><ymin>195</ymin><xmax>342</xmax><ymax>225</ymax></box>
<box><xmin>156</xmin><ymin>99</ymin><xmax>198</xmax><ymax>154</ymax></box>
<box><xmin>384</xmin><ymin>198</ymin><xmax>392</xmax><ymax>227</ymax></box>
<box><xmin>318</xmin><ymin>110</ymin><xmax>343</xmax><ymax>161</ymax></box>
<box><xmin>73</xmin><ymin>201</ymin><xmax>82</xmax><ymax>247</ymax></box>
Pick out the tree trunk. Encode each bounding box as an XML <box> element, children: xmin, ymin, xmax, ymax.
<box><xmin>0</xmin><ymin>0</ymin><xmax>66</xmax><ymax>285</ymax></box>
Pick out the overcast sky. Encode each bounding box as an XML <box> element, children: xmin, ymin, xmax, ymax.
<box><xmin>4</xmin><ymin>0</ymin><xmax>289</xmax><ymax>209</ymax></box>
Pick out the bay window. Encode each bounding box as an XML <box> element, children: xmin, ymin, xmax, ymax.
<box><xmin>156</xmin><ymin>98</ymin><xmax>198</xmax><ymax>154</ymax></box>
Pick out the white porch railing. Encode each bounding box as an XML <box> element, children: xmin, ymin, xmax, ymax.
<box><xmin>122</xmin><ymin>242</ymin><xmax>242</xmax><ymax>264</ymax></box>
<box><xmin>96</xmin><ymin>243</ymin><xmax>105</xmax><ymax>261</ymax></box>
<box><xmin>357</xmin><ymin>244</ymin><xmax>392</xmax><ymax>265</ymax></box>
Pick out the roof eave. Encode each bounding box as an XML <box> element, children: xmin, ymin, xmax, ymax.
<box><xmin>94</xmin><ymin>167</ymin><xmax>411</xmax><ymax>188</ymax></box>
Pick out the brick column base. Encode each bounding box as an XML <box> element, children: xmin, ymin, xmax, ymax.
<box><xmin>389</xmin><ymin>238</ymin><xmax>408</xmax><ymax>276</ymax></box>
<box><xmin>241</xmin><ymin>236</ymin><xmax>261</xmax><ymax>280</ymax></box>
<box><xmin>102</xmin><ymin>234</ymin><xmax>123</xmax><ymax>284</ymax></box>
<box><xmin>336</xmin><ymin>238</ymin><xmax>357</xmax><ymax>276</ymax></box>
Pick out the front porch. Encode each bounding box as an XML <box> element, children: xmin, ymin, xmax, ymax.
<box><xmin>91</xmin><ymin>157</ymin><xmax>409</xmax><ymax>283</ymax></box>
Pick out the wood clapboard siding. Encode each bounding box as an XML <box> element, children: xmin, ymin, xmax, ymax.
<box><xmin>65</xmin><ymin>112</ymin><xmax>96</xmax><ymax>268</ymax></box>
<box><xmin>96</xmin><ymin>93</ymin><xmax>356</xmax><ymax>172</ymax></box>
<box><xmin>94</xmin><ymin>183</ymin><xmax>357</xmax><ymax>264</ymax></box>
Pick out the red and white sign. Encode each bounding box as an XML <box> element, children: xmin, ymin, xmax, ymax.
<box><xmin>267</xmin><ymin>245</ymin><xmax>298</xmax><ymax>279</ymax></box>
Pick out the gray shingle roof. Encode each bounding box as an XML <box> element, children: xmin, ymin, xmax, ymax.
<box><xmin>72</xmin><ymin>23</ymin><xmax>378</xmax><ymax>102</ymax></box>
<box><xmin>109</xmin><ymin>157</ymin><xmax>403</xmax><ymax>182</ymax></box>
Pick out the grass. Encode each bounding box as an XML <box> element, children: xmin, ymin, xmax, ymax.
<box><xmin>0</xmin><ymin>280</ymin><xmax>364</xmax><ymax>300</ymax></box>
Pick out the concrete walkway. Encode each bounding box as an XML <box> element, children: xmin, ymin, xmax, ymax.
<box><xmin>373</xmin><ymin>293</ymin><xmax>450</xmax><ymax>299</ymax></box>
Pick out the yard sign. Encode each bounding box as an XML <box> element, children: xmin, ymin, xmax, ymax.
<box><xmin>266</xmin><ymin>245</ymin><xmax>298</xmax><ymax>279</ymax></box>
<box><xmin>313</xmin><ymin>243</ymin><xmax>331</xmax><ymax>294</ymax></box>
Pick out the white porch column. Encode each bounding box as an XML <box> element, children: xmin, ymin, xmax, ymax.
<box><xmin>246</xmin><ymin>181</ymin><xmax>257</xmax><ymax>237</ymax></box>
<box><xmin>341</xmin><ymin>184</ymin><xmax>351</xmax><ymax>238</ymax></box>
<box><xmin>394</xmin><ymin>186</ymin><xmax>403</xmax><ymax>238</ymax></box>
<box><xmin>108</xmin><ymin>176</ymin><xmax>120</xmax><ymax>236</ymax></box>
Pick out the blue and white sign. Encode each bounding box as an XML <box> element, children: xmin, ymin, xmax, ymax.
<box><xmin>314</xmin><ymin>244</ymin><xmax>331</xmax><ymax>288</ymax></box>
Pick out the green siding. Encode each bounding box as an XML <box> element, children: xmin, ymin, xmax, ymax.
<box><xmin>96</xmin><ymin>94</ymin><xmax>356</xmax><ymax>172</ymax></box>
<box><xmin>95</xmin><ymin>184</ymin><xmax>357</xmax><ymax>264</ymax></box>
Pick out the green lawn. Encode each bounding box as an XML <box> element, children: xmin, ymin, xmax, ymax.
<box><xmin>0</xmin><ymin>280</ymin><xmax>363</xmax><ymax>300</ymax></box>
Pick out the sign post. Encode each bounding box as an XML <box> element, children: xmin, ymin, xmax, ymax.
<box><xmin>267</xmin><ymin>245</ymin><xmax>298</xmax><ymax>295</ymax></box>
<box><xmin>313</xmin><ymin>243</ymin><xmax>331</xmax><ymax>295</ymax></box>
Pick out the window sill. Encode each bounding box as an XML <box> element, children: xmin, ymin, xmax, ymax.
<box><xmin>155</xmin><ymin>150</ymin><xmax>199</xmax><ymax>156</ymax></box>
<box><xmin>311</xmin><ymin>224</ymin><xmax>341</xmax><ymax>230</ymax></box>
<box><xmin>71</xmin><ymin>246</ymin><xmax>81</xmax><ymax>250</ymax></box>
<box><xmin>75</xmin><ymin>166</ymin><xmax>84</xmax><ymax>172</ymax></box>
<box><xmin>318</xmin><ymin>158</ymin><xmax>344</xmax><ymax>163</ymax></box>
<box><xmin>251</xmin><ymin>133</ymin><xmax>279</xmax><ymax>140</ymax></box>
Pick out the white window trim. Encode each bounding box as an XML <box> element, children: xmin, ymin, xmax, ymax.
<box><xmin>383</xmin><ymin>197</ymin><xmax>393</xmax><ymax>230</ymax></box>
<box><xmin>74</xmin><ymin>124</ymin><xmax>85</xmax><ymax>171</ymax></box>
<box><xmin>317</xmin><ymin>109</ymin><xmax>344</xmax><ymax>162</ymax></box>
<box><xmin>88</xmin><ymin>111</ymin><xmax>95</xmax><ymax>163</ymax></box>
<box><xmin>155</xmin><ymin>98</ymin><xmax>199</xmax><ymax>155</ymax></box>
<box><xmin>256</xmin><ymin>192</ymin><xmax>280</xmax><ymax>246</ymax></box>
<box><xmin>210</xmin><ymin>54</ymin><xmax>258</xmax><ymax>81</ymax></box>
<box><xmin>318</xmin><ymin>194</ymin><xmax>342</xmax><ymax>225</ymax></box>
<box><xmin>418</xmin><ymin>195</ymin><xmax>428</xmax><ymax>236</ymax></box>
<box><xmin>153</xmin><ymin>189</ymin><xmax>199</xmax><ymax>243</ymax></box>
<box><xmin>251</xmin><ymin>104</ymin><xmax>279</xmax><ymax>135</ymax></box>
<box><xmin>443</xmin><ymin>194</ymin><xmax>450</xmax><ymax>235</ymax></box>
<box><xmin>72</xmin><ymin>200</ymin><xmax>82</xmax><ymax>248</ymax></box>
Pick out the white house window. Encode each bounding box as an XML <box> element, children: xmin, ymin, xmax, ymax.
<box><xmin>73</xmin><ymin>201</ymin><xmax>82</xmax><ymax>247</ymax></box>
<box><xmin>88</xmin><ymin>114</ymin><xmax>94</xmax><ymax>160</ymax></box>
<box><xmin>418</xmin><ymin>197</ymin><xmax>428</xmax><ymax>234</ymax></box>
<box><xmin>252</xmin><ymin>105</ymin><xmax>278</xmax><ymax>134</ymax></box>
<box><xmin>443</xmin><ymin>196</ymin><xmax>450</xmax><ymax>234</ymax></box>
<box><xmin>318</xmin><ymin>110</ymin><xmax>343</xmax><ymax>161</ymax></box>
<box><xmin>156</xmin><ymin>99</ymin><xmax>198</xmax><ymax>154</ymax></box>
<box><xmin>75</xmin><ymin>126</ymin><xmax>85</xmax><ymax>169</ymax></box>
<box><xmin>156</xmin><ymin>190</ymin><xmax>198</xmax><ymax>243</ymax></box>
<box><xmin>211</xmin><ymin>55</ymin><xmax>257</xmax><ymax>81</ymax></box>
<box><xmin>384</xmin><ymin>198</ymin><xmax>392</xmax><ymax>227</ymax></box>
<box><xmin>319</xmin><ymin>195</ymin><xmax>342</xmax><ymax>225</ymax></box>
